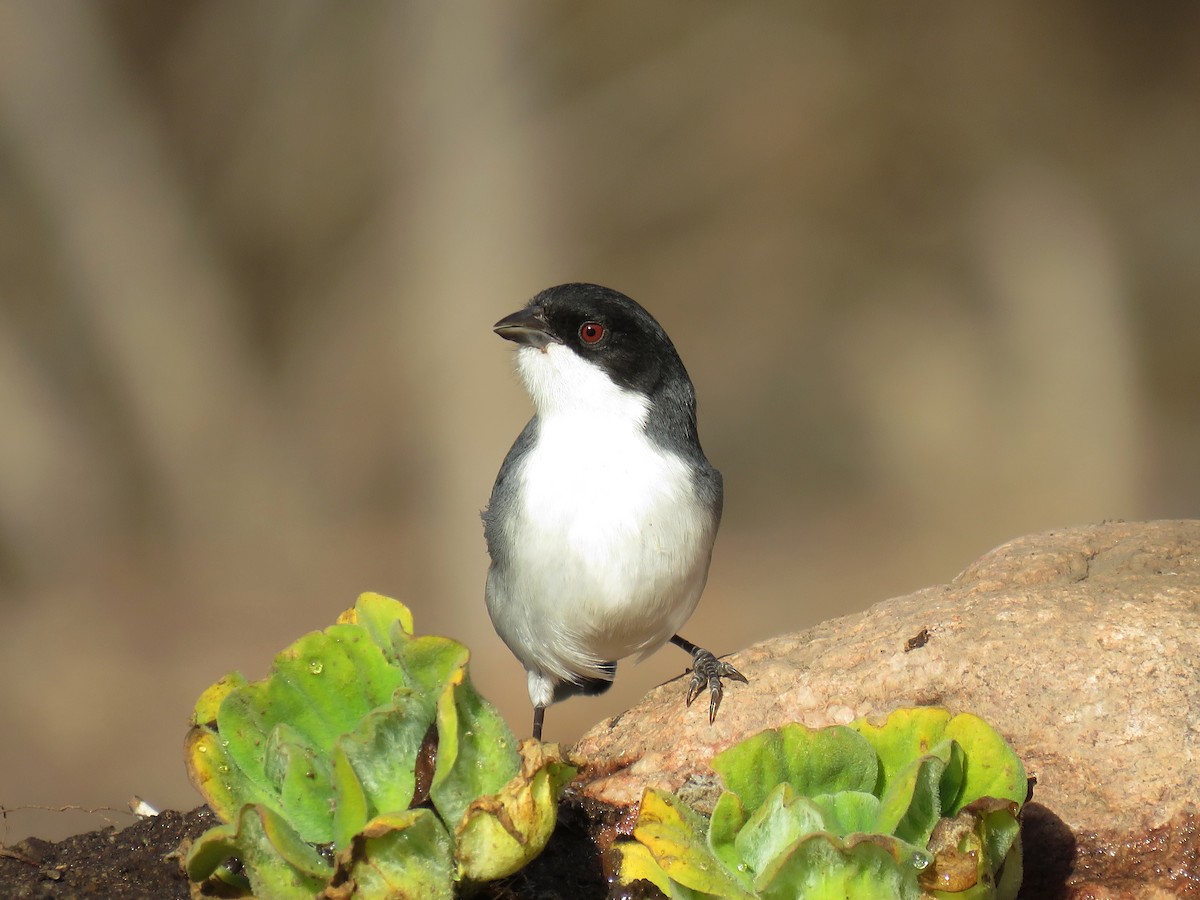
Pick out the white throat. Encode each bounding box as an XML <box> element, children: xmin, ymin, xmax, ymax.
<box><xmin>516</xmin><ymin>344</ymin><xmax>649</xmax><ymax>425</ymax></box>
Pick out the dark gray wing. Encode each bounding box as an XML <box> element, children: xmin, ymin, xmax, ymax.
<box><xmin>481</xmin><ymin>416</ymin><xmax>539</xmax><ymax>570</ymax></box>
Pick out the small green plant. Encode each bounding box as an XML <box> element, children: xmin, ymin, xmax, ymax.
<box><xmin>184</xmin><ymin>592</ymin><xmax>574</xmax><ymax>899</ymax></box>
<box><xmin>616</xmin><ymin>708</ymin><xmax>1026</xmax><ymax>900</ymax></box>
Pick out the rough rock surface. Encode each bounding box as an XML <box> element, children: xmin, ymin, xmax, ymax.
<box><xmin>570</xmin><ymin>520</ymin><xmax>1200</xmax><ymax>899</ymax></box>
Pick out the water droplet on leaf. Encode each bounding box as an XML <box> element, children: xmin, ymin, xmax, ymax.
<box><xmin>308</xmin><ymin>658</ymin><xmax>324</xmax><ymax>675</ymax></box>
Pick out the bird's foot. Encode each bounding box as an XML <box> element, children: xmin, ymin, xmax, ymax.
<box><xmin>685</xmin><ymin>647</ymin><xmax>749</xmax><ymax>723</ymax></box>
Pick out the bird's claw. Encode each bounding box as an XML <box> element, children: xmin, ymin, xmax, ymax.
<box><xmin>685</xmin><ymin>648</ymin><xmax>749</xmax><ymax>723</ymax></box>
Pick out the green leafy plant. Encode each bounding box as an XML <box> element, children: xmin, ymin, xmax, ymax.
<box><xmin>184</xmin><ymin>592</ymin><xmax>574</xmax><ymax>899</ymax></box>
<box><xmin>616</xmin><ymin>708</ymin><xmax>1026</xmax><ymax>900</ymax></box>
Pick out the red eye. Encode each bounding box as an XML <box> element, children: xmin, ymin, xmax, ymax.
<box><xmin>579</xmin><ymin>321</ymin><xmax>605</xmax><ymax>344</ymax></box>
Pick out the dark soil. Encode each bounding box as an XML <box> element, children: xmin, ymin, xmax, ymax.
<box><xmin>0</xmin><ymin>805</ymin><xmax>609</xmax><ymax>900</ymax></box>
<box><xmin>0</xmin><ymin>808</ymin><xmax>214</xmax><ymax>900</ymax></box>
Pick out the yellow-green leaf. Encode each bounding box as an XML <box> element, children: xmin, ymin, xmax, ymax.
<box><xmin>616</xmin><ymin>839</ymin><xmax>673</xmax><ymax>894</ymax></box>
<box><xmin>191</xmin><ymin>671</ymin><xmax>248</xmax><ymax>727</ymax></box>
<box><xmin>331</xmin><ymin>743</ymin><xmax>369</xmax><ymax>851</ymax></box>
<box><xmin>712</xmin><ymin>723</ymin><xmax>878</xmax><ymax>816</ymax></box>
<box><xmin>455</xmin><ymin>740</ymin><xmax>575</xmax><ymax>882</ymax></box>
<box><xmin>338</xmin><ymin>592</ymin><xmax>415</xmax><ymax>650</ymax></box>
<box><xmin>632</xmin><ymin>788</ymin><xmax>754</xmax><ymax>899</ymax></box>
<box><xmin>185</xmin><ymin>724</ymin><xmax>271</xmax><ymax>823</ymax></box>
<box><xmin>325</xmin><ymin>809</ymin><xmax>453</xmax><ymax>900</ymax></box>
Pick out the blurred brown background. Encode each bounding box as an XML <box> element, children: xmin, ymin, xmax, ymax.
<box><xmin>1</xmin><ymin>1</ymin><xmax>1196</xmax><ymax>842</ymax></box>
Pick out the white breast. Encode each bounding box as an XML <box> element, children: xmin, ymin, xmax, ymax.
<box><xmin>491</xmin><ymin>344</ymin><xmax>717</xmax><ymax>685</ymax></box>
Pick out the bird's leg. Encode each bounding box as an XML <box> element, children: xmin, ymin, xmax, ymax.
<box><xmin>670</xmin><ymin>634</ymin><xmax>749</xmax><ymax>723</ymax></box>
<box><xmin>532</xmin><ymin>705</ymin><xmax>546</xmax><ymax>741</ymax></box>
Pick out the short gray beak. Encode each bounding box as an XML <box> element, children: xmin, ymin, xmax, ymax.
<box><xmin>493</xmin><ymin>306</ymin><xmax>561</xmax><ymax>349</ymax></box>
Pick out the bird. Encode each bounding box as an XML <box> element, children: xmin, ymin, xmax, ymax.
<box><xmin>482</xmin><ymin>282</ymin><xmax>747</xmax><ymax>740</ymax></box>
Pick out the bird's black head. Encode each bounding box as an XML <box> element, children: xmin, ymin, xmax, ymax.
<box><xmin>494</xmin><ymin>283</ymin><xmax>708</xmax><ymax>459</ymax></box>
<box><xmin>494</xmin><ymin>283</ymin><xmax>692</xmax><ymax>402</ymax></box>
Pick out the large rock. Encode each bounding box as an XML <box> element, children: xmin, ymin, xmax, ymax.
<box><xmin>570</xmin><ymin>520</ymin><xmax>1200</xmax><ymax>899</ymax></box>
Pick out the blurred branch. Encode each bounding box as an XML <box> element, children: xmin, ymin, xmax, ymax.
<box><xmin>0</xmin><ymin>2</ymin><xmax>300</xmax><ymax>546</ymax></box>
<box><xmin>0</xmin><ymin>306</ymin><xmax>120</xmax><ymax>578</ymax></box>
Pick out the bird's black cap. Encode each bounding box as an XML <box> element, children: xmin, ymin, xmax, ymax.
<box><xmin>496</xmin><ymin>283</ymin><xmax>688</xmax><ymax>400</ymax></box>
<box><xmin>495</xmin><ymin>283</ymin><xmax>711</xmax><ymax>465</ymax></box>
